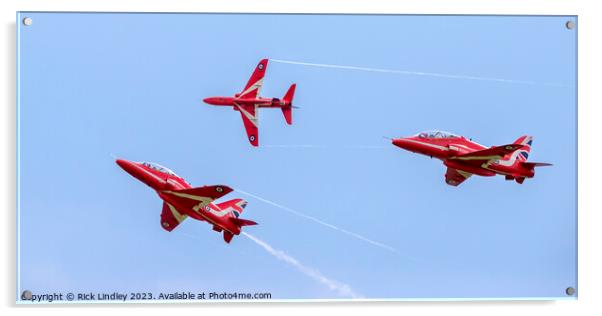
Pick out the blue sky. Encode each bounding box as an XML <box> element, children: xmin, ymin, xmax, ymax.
<box><xmin>18</xmin><ymin>13</ymin><xmax>576</xmax><ymax>300</ymax></box>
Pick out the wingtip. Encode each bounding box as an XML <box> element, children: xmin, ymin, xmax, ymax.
<box><xmin>209</xmin><ymin>185</ymin><xmax>234</xmax><ymax>196</ymax></box>
<box><xmin>248</xmin><ymin>135</ymin><xmax>259</xmax><ymax>147</ymax></box>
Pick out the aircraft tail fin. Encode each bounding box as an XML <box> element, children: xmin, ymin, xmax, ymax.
<box><xmin>281</xmin><ymin>84</ymin><xmax>296</xmax><ymax>125</ymax></box>
<box><xmin>500</xmin><ymin>137</ymin><xmax>550</xmax><ymax>183</ymax></box>
<box><xmin>216</xmin><ymin>198</ymin><xmax>247</xmax><ymax>217</ymax></box>
<box><xmin>512</xmin><ymin>135</ymin><xmax>533</xmax><ymax>162</ymax></box>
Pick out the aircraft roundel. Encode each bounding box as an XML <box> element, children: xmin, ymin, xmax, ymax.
<box><xmin>249</xmin><ymin>135</ymin><xmax>256</xmax><ymax>142</ymax></box>
<box><xmin>258</xmin><ymin>64</ymin><xmax>264</xmax><ymax>70</ymax></box>
<box><xmin>216</xmin><ymin>186</ymin><xmax>223</xmax><ymax>192</ymax></box>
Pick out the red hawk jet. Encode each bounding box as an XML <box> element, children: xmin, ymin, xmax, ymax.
<box><xmin>116</xmin><ymin>159</ymin><xmax>257</xmax><ymax>243</ymax></box>
<box><xmin>203</xmin><ymin>58</ymin><xmax>297</xmax><ymax>146</ymax></box>
<box><xmin>391</xmin><ymin>130</ymin><xmax>552</xmax><ymax>186</ymax></box>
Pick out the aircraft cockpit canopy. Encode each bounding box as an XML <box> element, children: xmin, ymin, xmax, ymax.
<box><xmin>140</xmin><ymin>162</ymin><xmax>178</xmax><ymax>177</ymax></box>
<box><xmin>416</xmin><ymin>130</ymin><xmax>460</xmax><ymax>139</ymax></box>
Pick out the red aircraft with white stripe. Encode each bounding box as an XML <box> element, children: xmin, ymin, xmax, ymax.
<box><xmin>203</xmin><ymin>59</ymin><xmax>297</xmax><ymax>147</ymax></box>
<box><xmin>116</xmin><ymin>159</ymin><xmax>257</xmax><ymax>243</ymax></box>
<box><xmin>391</xmin><ymin>130</ymin><xmax>552</xmax><ymax>186</ymax></box>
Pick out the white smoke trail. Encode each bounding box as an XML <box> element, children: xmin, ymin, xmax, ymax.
<box><xmin>271</xmin><ymin>59</ymin><xmax>570</xmax><ymax>87</ymax></box>
<box><xmin>178</xmin><ymin>231</ymin><xmax>360</xmax><ymax>298</ymax></box>
<box><xmin>262</xmin><ymin>145</ymin><xmax>388</xmax><ymax>149</ymax></box>
<box><xmin>242</xmin><ymin>232</ymin><xmax>362</xmax><ymax>299</ymax></box>
<box><xmin>235</xmin><ymin>189</ymin><xmax>399</xmax><ymax>254</ymax></box>
<box><xmin>262</xmin><ymin>145</ymin><xmax>329</xmax><ymax>149</ymax></box>
<box><xmin>340</xmin><ymin>145</ymin><xmax>388</xmax><ymax>149</ymax></box>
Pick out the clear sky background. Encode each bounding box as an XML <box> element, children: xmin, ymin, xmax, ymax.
<box><xmin>17</xmin><ymin>13</ymin><xmax>576</xmax><ymax>300</ymax></box>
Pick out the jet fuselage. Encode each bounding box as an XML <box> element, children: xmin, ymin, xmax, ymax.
<box><xmin>203</xmin><ymin>96</ymin><xmax>290</xmax><ymax>109</ymax></box>
<box><xmin>392</xmin><ymin>131</ymin><xmax>542</xmax><ymax>184</ymax></box>
<box><xmin>116</xmin><ymin>159</ymin><xmax>245</xmax><ymax>236</ymax></box>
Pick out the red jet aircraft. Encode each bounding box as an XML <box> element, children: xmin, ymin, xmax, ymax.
<box><xmin>203</xmin><ymin>58</ymin><xmax>296</xmax><ymax>146</ymax></box>
<box><xmin>391</xmin><ymin>130</ymin><xmax>552</xmax><ymax>186</ymax></box>
<box><xmin>116</xmin><ymin>159</ymin><xmax>257</xmax><ymax>243</ymax></box>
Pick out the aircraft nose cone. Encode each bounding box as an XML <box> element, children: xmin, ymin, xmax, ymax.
<box><xmin>116</xmin><ymin>159</ymin><xmax>137</xmax><ymax>174</ymax></box>
<box><xmin>203</xmin><ymin>97</ymin><xmax>216</xmax><ymax>104</ymax></box>
<box><xmin>115</xmin><ymin>158</ymin><xmax>127</xmax><ymax>169</ymax></box>
<box><xmin>392</xmin><ymin>138</ymin><xmax>409</xmax><ymax>148</ymax></box>
<box><xmin>392</xmin><ymin>137</ymin><xmax>426</xmax><ymax>154</ymax></box>
<box><xmin>116</xmin><ymin>158</ymin><xmax>165</xmax><ymax>189</ymax></box>
<box><xmin>392</xmin><ymin>138</ymin><xmax>420</xmax><ymax>152</ymax></box>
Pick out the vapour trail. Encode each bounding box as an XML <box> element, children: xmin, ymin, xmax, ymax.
<box><xmin>270</xmin><ymin>59</ymin><xmax>570</xmax><ymax>87</ymax></box>
<box><xmin>242</xmin><ymin>232</ymin><xmax>362</xmax><ymax>298</ymax></box>
<box><xmin>262</xmin><ymin>145</ymin><xmax>388</xmax><ymax>149</ymax></box>
<box><xmin>235</xmin><ymin>189</ymin><xmax>399</xmax><ymax>254</ymax></box>
<box><xmin>262</xmin><ymin>145</ymin><xmax>329</xmax><ymax>149</ymax></box>
<box><xmin>178</xmin><ymin>231</ymin><xmax>360</xmax><ymax>297</ymax></box>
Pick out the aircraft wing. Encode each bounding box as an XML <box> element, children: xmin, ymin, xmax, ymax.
<box><xmin>235</xmin><ymin>103</ymin><xmax>259</xmax><ymax>146</ymax></box>
<box><xmin>450</xmin><ymin>144</ymin><xmax>524</xmax><ymax>165</ymax></box>
<box><xmin>160</xmin><ymin>202</ymin><xmax>188</xmax><ymax>232</ymax></box>
<box><xmin>239</xmin><ymin>59</ymin><xmax>268</xmax><ymax>99</ymax></box>
<box><xmin>445</xmin><ymin>167</ymin><xmax>472</xmax><ymax>186</ymax></box>
<box><xmin>161</xmin><ymin>185</ymin><xmax>233</xmax><ymax>213</ymax></box>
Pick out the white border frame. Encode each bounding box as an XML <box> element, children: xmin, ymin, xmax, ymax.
<box><xmin>2</xmin><ymin>1</ymin><xmax>600</xmax><ymax>316</ymax></box>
